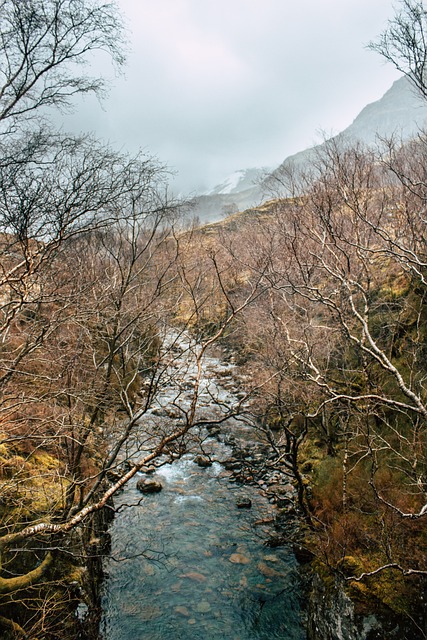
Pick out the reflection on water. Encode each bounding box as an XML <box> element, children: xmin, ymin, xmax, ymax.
<box><xmin>101</xmin><ymin>454</ymin><xmax>306</xmax><ymax>640</ymax></box>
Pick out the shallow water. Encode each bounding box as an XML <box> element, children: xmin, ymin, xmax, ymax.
<box><xmin>101</xmin><ymin>454</ymin><xmax>306</xmax><ymax>640</ymax></box>
<box><xmin>100</xmin><ymin>339</ymin><xmax>306</xmax><ymax>639</ymax></box>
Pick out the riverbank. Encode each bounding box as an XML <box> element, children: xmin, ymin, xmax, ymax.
<box><xmin>78</xmin><ymin>333</ymin><xmax>426</xmax><ymax>640</ymax></box>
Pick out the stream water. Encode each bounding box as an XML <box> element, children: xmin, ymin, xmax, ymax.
<box><xmin>100</xmin><ymin>338</ymin><xmax>306</xmax><ymax>640</ymax></box>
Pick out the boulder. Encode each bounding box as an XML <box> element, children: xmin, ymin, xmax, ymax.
<box><xmin>229</xmin><ymin>553</ymin><xmax>251</xmax><ymax>564</ymax></box>
<box><xmin>136</xmin><ymin>478</ymin><xmax>163</xmax><ymax>494</ymax></box>
<box><xmin>106</xmin><ymin>470</ymin><xmax>122</xmax><ymax>483</ymax></box>
<box><xmin>144</xmin><ymin>465</ymin><xmax>157</xmax><ymax>475</ymax></box>
<box><xmin>236</xmin><ymin>498</ymin><xmax>252</xmax><ymax>509</ymax></box>
<box><xmin>193</xmin><ymin>455</ymin><xmax>212</xmax><ymax>468</ymax></box>
<box><xmin>206</xmin><ymin>426</ymin><xmax>221</xmax><ymax>437</ymax></box>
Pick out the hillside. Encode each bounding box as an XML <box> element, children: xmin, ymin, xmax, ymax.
<box><xmin>192</xmin><ymin>76</ymin><xmax>427</xmax><ymax>220</ymax></box>
<box><xmin>276</xmin><ymin>75</ymin><xmax>427</xmax><ymax>176</ymax></box>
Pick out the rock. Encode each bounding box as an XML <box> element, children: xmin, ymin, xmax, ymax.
<box><xmin>253</xmin><ymin>517</ymin><xmax>274</xmax><ymax>526</ymax></box>
<box><xmin>138</xmin><ymin>604</ymin><xmax>162</xmax><ymax>621</ymax></box>
<box><xmin>152</xmin><ymin>408</ymin><xmax>168</xmax><ymax>417</ymax></box>
<box><xmin>263</xmin><ymin>554</ymin><xmax>280</xmax><ymax>563</ymax></box>
<box><xmin>193</xmin><ymin>455</ymin><xmax>212</xmax><ymax>468</ymax></box>
<box><xmin>136</xmin><ymin>478</ymin><xmax>163</xmax><ymax>494</ymax></box>
<box><xmin>236</xmin><ymin>498</ymin><xmax>252</xmax><ymax>509</ymax></box>
<box><xmin>224</xmin><ymin>460</ymin><xmax>241</xmax><ymax>471</ymax></box>
<box><xmin>257</xmin><ymin>561</ymin><xmax>283</xmax><ymax>578</ymax></box>
<box><xmin>266</xmin><ymin>482</ymin><xmax>282</xmax><ymax>493</ymax></box>
<box><xmin>175</xmin><ymin>605</ymin><xmax>190</xmax><ymax>617</ymax></box>
<box><xmin>106</xmin><ymin>470</ymin><xmax>122</xmax><ymax>482</ymax></box>
<box><xmin>265</xmin><ymin>535</ymin><xmax>287</xmax><ymax>548</ymax></box>
<box><xmin>142</xmin><ymin>562</ymin><xmax>155</xmax><ymax>576</ymax></box>
<box><xmin>229</xmin><ymin>553</ymin><xmax>251</xmax><ymax>564</ymax></box>
<box><xmin>180</xmin><ymin>571</ymin><xmax>207</xmax><ymax>582</ymax></box>
<box><xmin>293</xmin><ymin>544</ymin><xmax>315</xmax><ymax>564</ymax></box>
<box><xmin>166</xmin><ymin>408</ymin><xmax>181</xmax><ymax>419</ymax></box>
<box><xmin>206</xmin><ymin>426</ymin><xmax>221</xmax><ymax>437</ymax></box>
<box><xmin>275</xmin><ymin>495</ymin><xmax>293</xmax><ymax>508</ymax></box>
<box><xmin>195</xmin><ymin>601</ymin><xmax>211</xmax><ymax>613</ymax></box>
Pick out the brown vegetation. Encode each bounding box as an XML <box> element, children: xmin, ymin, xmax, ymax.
<box><xmin>0</xmin><ymin>0</ymin><xmax>426</xmax><ymax>636</ymax></box>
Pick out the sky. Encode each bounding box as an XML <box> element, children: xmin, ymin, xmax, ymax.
<box><xmin>60</xmin><ymin>0</ymin><xmax>401</xmax><ymax>195</ymax></box>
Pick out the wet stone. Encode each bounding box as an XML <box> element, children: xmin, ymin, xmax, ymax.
<box><xmin>151</xmin><ymin>408</ymin><xmax>169</xmax><ymax>417</ymax></box>
<box><xmin>224</xmin><ymin>460</ymin><xmax>241</xmax><ymax>470</ymax></box>
<box><xmin>236</xmin><ymin>498</ymin><xmax>252</xmax><ymax>509</ymax></box>
<box><xmin>193</xmin><ymin>455</ymin><xmax>212</xmax><ymax>468</ymax></box>
<box><xmin>139</xmin><ymin>605</ymin><xmax>162</xmax><ymax>621</ymax></box>
<box><xmin>144</xmin><ymin>466</ymin><xmax>157</xmax><ymax>475</ymax></box>
<box><xmin>257</xmin><ymin>561</ymin><xmax>283</xmax><ymax>578</ymax></box>
<box><xmin>180</xmin><ymin>571</ymin><xmax>207</xmax><ymax>582</ymax></box>
<box><xmin>107</xmin><ymin>470</ymin><xmax>122</xmax><ymax>483</ymax></box>
<box><xmin>136</xmin><ymin>478</ymin><xmax>163</xmax><ymax>493</ymax></box>
<box><xmin>229</xmin><ymin>553</ymin><xmax>251</xmax><ymax>564</ymax></box>
<box><xmin>101</xmin><ymin>332</ymin><xmax>305</xmax><ymax>640</ymax></box>
<box><xmin>195</xmin><ymin>601</ymin><xmax>211</xmax><ymax>613</ymax></box>
<box><xmin>206</xmin><ymin>427</ymin><xmax>221</xmax><ymax>437</ymax></box>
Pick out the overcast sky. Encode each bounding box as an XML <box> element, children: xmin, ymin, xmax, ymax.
<box><xmin>61</xmin><ymin>0</ymin><xmax>401</xmax><ymax>194</ymax></box>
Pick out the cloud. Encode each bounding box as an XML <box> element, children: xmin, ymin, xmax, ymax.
<box><xmin>59</xmin><ymin>0</ymin><xmax>401</xmax><ymax>193</ymax></box>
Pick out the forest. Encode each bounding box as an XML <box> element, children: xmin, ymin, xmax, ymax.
<box><xmin>0</xmin><ymin>0</ymin><xmax>425</xmax><ymax>637</ymax></box>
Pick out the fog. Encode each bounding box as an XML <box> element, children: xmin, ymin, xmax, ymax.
<box><xmin>58</xmin><ymin>0</ymin><xmax>401</xmax><ymax>194</ymax></box>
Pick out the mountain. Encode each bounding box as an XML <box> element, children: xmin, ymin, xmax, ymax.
<box><xmin>205</xmin><ymin>167</ymin><xmax>269</xmax><ymax>196</ymax></box>
<box><xmin>274</xmin><ymin>76</ymin><xmax>427</xmax><ymax>176</ymax></box>
<box><xmin>189</xmin><ymin>168</ymin><xmax>267</xmax><ymax>223</ymax></box>
<box><xmin>343</xmin><ymin>75</ymin><xmax>427</xmax><ymax>144</ymax></box>
<box><xmin>191</xmin><ymin>76</ymin><xmax>427</xmax><ymax>222</ymax></box>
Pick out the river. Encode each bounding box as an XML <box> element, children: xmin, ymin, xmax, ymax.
<box><xmin>99</xmin><ymin>336</ymin><xmax>307</xmax><ymax>640</ymax></box>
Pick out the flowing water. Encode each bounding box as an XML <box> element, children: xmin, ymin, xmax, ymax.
<box><xmin>100</xmin><ymin>339</ymin><xmax>306</xmax><ymax>640</ymax></box>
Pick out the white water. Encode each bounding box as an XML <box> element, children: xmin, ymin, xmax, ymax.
<box><xmin>101</xmin><ymin>333</ymin><xmax>306</xmax><ymax>639</ymax></box>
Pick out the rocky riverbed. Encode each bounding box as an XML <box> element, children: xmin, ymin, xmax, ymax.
<box><xmin>78</xmin><ymin>332</ymin><xmax>421</xmax><ymax>640</ymax></box>
<box><xmin>100</xmin><ymin>453</ymin><xmax>306</xmax><ymax>640</ymax></box>
<box><xmin>98</xmin><ymin>335</ymin><xmax>307</xmax><ymax>639</ymax></box>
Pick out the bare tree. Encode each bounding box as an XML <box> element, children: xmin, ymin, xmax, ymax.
<box><xmin>0</xmin><ymin>0</ymin><xmax>198</xmax><ymax>635</ymax></box>
<box><xmin>232</xmin><ymin>137</ymin><xmax>427</xmax><ymax>597</ymax></box>
<box><xmin>369</xmin><ymin>0</ymin><xmax>427</xmax><ymax>100</ymax></box>
<box><xmin>0</xmin><ymin>0</ymin><xmax>125</xmax><ymax>128</ymax></box>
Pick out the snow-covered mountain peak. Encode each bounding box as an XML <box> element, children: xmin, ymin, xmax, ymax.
<box><xmin>206</xmin><ymin>167</ymin><xmax>269</xmax><ymax>196</ymax></box>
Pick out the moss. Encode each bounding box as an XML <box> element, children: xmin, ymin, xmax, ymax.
<box><xmin>299</xmin><ymin>437</ymin><xmax>327</xmax><ymax>470</ymax></box>
<box><xmin>311</xmin><ymin>559</ymin><xmax>336</xmax><ymax>590</ymax></box>
<box><xmin>65</xmin><ymin>565</ymin><xmax>87</xmax><ymax>587</ymax></box>
<box><xmin>0</xmin><ymin>447</ymin><xmax>65</xmax><ymax>521</ymax></box>
<box><xmin>312</xmin><ymin>557</ymin><xmax>420</xmax><ymax>626</ymax></box>
<box><xmin>347</xmin><ymin>579</ymin><xmax>370</xmax><ymax>601</ymax></box>
<box><xmin>0</xmin><ymin>455</ymin><xmax>29</xmax><ymax>478</ymax></box>
<box><xmin>338</xmin><ymin>555</ymin><xmax>363</xmax><ymax>577</ymax></box>
<box><xmin>28</xmin><ymin>451</ymin><xmax>59</xmax><ymax>471</ymax></box>
<box><xmin>364</xmin><ymin>569</ymin><xmax>418</xmax><ymax>616</ymax></box>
